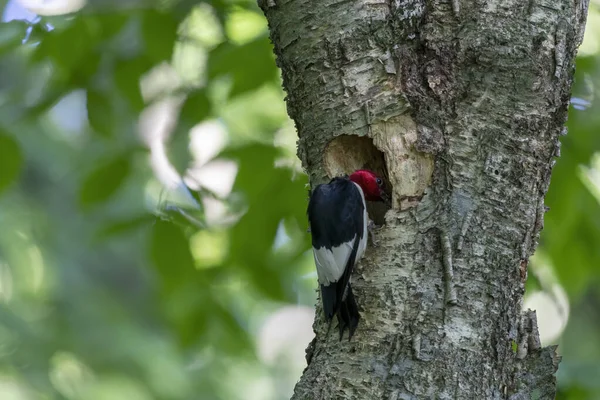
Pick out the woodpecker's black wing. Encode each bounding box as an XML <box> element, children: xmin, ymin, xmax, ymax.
<box><xmin>307</xmin><ymin>177</ymin><xmax>366</xmax><ymax>338</ymax></box>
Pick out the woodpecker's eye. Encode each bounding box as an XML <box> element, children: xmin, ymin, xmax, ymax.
<box><xmin>376</xmin><ymin>178</ymin><xmax>382</xmax><ymax>186</ymax></box>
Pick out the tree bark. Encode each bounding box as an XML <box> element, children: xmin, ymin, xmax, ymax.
<box><xmin>259</xmin><ymin>0</ymin><xmax>588</xmax><ymax>398</ymax></box>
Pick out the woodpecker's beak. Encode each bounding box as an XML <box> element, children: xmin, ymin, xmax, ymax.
<box><xmin>380</xmin><ymin>191</ymin><xmax>391</xmax><ymax>207</ymax></box>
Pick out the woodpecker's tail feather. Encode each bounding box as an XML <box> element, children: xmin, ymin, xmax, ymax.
<box><xmin>336</xmin><ymin>284</ymin><xmax>360</xmax><ymax>341</ymax></box>
<box><xmin>320</xmin><ymin>228</ymin><xmax>361</xmax><ymax>339</ymax></box>
<box><xmin>320</xmin><ymin>283</ymin><xmax>337</xmax><ymax>320</ymax></box>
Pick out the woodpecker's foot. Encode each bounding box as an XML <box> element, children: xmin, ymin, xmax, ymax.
<box><xmin>346</xmin><ymin>298</ymin><xmax>360</xmax><ymax>341</ymax></box>
<box><xmin>336</xmin><ymin>288</ymin><xmax>360</xmax><ymax>341</ymax></box>
<box><xmin>336</xmin><ymin>310</ymin><xmax>358</xmax><ymax>341</ymax></box>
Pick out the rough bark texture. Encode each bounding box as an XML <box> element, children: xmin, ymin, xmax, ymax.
<box><xmin>259</xmin><ymin>0</ymin><xmax>588</xmax><ymax>398</ymax></box>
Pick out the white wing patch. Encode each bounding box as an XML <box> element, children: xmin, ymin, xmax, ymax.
<box><xmin>314</xmin><ymin>237</ymin><xmax>356</xmax><ymax>286</ymax></box>
<box><xmin>310</xmin><ymin>181</ymin><xmax>369</xmax><ymax>287</ymax></box>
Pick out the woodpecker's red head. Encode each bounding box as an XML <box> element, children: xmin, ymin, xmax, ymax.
<box><xmin>349</xmin><ymin>170</ymin><xmax>390</xmax><ymax>203</ymax></box>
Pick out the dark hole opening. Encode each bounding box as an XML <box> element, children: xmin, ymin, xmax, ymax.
<box><xmin>323</xmin><ymin>135</ymin><xmax>391</xmax><ymax>224</ymax></box>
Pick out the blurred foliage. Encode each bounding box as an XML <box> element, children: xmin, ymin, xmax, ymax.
<box><xmin>0</xmin><ymin>0</ymin><xmax>598</xmax><ymax>399</ymax></box>
<box><xmin>540</xmin><ymin>5</ymin><xmax>600</xmax><ymax>399</ymax></box>
<box><xmin>0</xmin><ymin>0</ymin><xmax>312</xmax><ymax>399</ymax></box>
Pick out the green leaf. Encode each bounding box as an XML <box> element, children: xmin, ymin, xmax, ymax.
<box><xmin>173</xmin><ymin>0</ymin><xmax>206</xmax><ymax>20</ymax></box>
<box><xmin>93</xmin><ymin>13</ymin><xmax>130</xmax><ymax>40</ymax></box>
<box><xmin>72</xmin><ymin>52</ymin><xmax>101</xmax><ymax>87</ymax></box>
<box><xmin>212</xmin><ymin>301</ymin><xmax>252</xmax><ymax>353</ymax></box>
<box><xmin>207</xmin><ymin>36</ymin><xmax>278</xmax><ymax>98</ymax></box>
<box><xmin>175</xmin><ymin>295</ymin><xmax>210</xmax><ymax>347</ymax></box>
<box><xmin>0</xmin><ymin>132</ymin><xmax>22</xmax><ymax>196</ymax></box>
<box><xmin>79</xmin><ymin>155</ymin><xmax>131</xmax><ymax>208</ymax></box>
<box><xmin>141</xmin><ymin>10</ymin><xmax>178</xmax><ymax>63</ymax></box>
<box><xmin>25</xmin><ymin>81</ymin><xmax>74</xmax><ymax>118</ymax></box>
<box><xmin>150</xmin><ymin>220</ymin><xmax>196</xmax><ymax>294</ymax></box>
<box><xmin>33</xmin><ymin>18</ymin><xmax>98</xmax><ymax>72</ymax></box>
<box><xmin>30</xmin><ymin>18</ymin><xmax>101</xmax><ymax>92</ymax></box>
<box><xmin>24</xmin><ymin>22</ymin><xmax>49</xmax><ymax>45</ymax></box>
<box><xmin>114</xmin><ymin>58</ymin><xmax>151</xmax><ymax>112</ymax></box>
<box><xmin>0</xmin><ymin>21</ymin><xmax>27</xmax><ymax>53</ymax></box>
<box><xmin>86</xmin><ymin>90</ymin><xmax>114</xmax><ymax>138</ymax></box>
<box><xmin>167</xmin><ymin>89</ymin><xmax>212</xmax><ymax>174</ymax></box>
<box><xmin>95</xmin><ymin>214</ymin><xmax>156</xmax><ymax>240</ymax></box>
<box><xmin>166</xmin><ymin>123</ymin><xmax>193</xmax><ymax>176</ymax></box>
<box><xmin>180</xmin><ymin>89</ymin><xmax>211</xmax><ymax>126</ymax></box>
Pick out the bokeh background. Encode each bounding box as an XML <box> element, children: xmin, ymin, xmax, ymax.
<box><xmin>0</xmin><ymin>0</ymin><xmax>598</xmax><ymax>399</ymax></box>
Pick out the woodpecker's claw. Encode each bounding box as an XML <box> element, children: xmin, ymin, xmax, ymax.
<box><xmin>335</xmin><ymin>286</ymin><xmax>360</xmax><ymax>341</ymax></box>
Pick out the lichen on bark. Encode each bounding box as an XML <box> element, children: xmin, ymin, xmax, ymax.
<box><xmin>259</xmin><ymin>0</ymin><xmax>589</xmax><ymax>398</ymax></box>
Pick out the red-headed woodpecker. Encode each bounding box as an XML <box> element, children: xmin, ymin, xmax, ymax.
<box><xmin>307</xmin><ymin>169</ymin><xmax>389</xmax><ymax>340</ymax></box>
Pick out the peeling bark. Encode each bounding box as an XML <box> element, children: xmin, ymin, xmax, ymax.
<box><xmin>259</xmin><ymin>0</ymin><xmax>588</xmax><ymax>398</ymax></box>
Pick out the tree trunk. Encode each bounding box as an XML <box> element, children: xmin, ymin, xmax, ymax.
<box><xmin>259</xmin><ymin>0</ymin><xmax>589</xmax><ymax>398</ymax></box>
